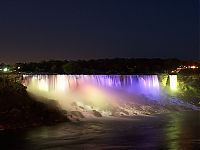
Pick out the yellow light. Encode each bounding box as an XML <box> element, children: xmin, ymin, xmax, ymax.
<box><xmin>78</xmin><ymin>85</ymin><xmax>111</xmax><ymax>109</ymax></box>
<box><xmin>56</xmin><ymin>75</ymin><xmax>69</xmax><ymax>91</ymax></box>
<box><xmin>38</xmin><ymin>79</ymin><xmax>49</xmax><ymax>91</ymax></box>
<box><xmin>169</xmin><ymin>75</ymin><xmax>177</xmax><ymax>91</ymax></box>
<box><xmin>191</xmin><ymin>66</ymin><xmax>197</xmax><ymax>69</ymax></box>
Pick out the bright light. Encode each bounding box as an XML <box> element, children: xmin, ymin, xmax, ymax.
<box><xmin>169</xmin><ymin>75</ymin><xmax>177</xmax><ymax>91</ymax></box>
<box><xmin>38</xmin><ymin>79</ymin><xmax>49</xmax><ymax>92</ymax></box>
<box><xmin>3</xmin><ymin>67</ymin><xmax>8</xmax><ymax>72</ymax></box>
<box><xmin>56</xmin><ymin>75</ymin><xmax>69</xmax><ymax>91</ymax></box>
<box><xmin>190</xmin><ymin>66</ymin><xmax>198</xmax><ymax>69</ymax></box>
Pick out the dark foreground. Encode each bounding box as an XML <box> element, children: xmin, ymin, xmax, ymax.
<box><xmin>0</xmin><ymin>111</ymin><xmax>200</xmax><ymax>150</ymax></box>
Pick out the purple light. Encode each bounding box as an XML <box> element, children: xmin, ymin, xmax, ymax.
<box><xmin>23</xmin><ymin>75</ymin><xmax>160</xmax><ymax>98</ymax></box>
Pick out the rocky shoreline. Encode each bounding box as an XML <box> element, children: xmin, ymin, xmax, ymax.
<box><xmin>0</xmin><ymin>77</ymin><xmax>69</xmax><ymax>130</ymax></box>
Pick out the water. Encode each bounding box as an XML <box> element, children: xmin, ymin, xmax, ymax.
<box><xmin>22</xmin><ymin>75</ymin><xmax>163</xmax><ymax>113</ymax></box>
<box><xmin>1</xmin><ymin>111</ymin><xmax>200</xmax><ymax>150</ymax></box>
<box><xmin>23</xmin><ymin>75</ymin><xmax>160</xmax><ymax>97</ymax></box>
<box><xmin>13</xmin><ymin>75</ymin><xmax>199</xmax><ymax>149</ymax></box>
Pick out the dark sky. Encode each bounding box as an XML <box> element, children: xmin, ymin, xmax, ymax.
<box><xmin>0</xmin><ymin>0</ymin><xmax>199</xmax><ymax>63</ymax></box>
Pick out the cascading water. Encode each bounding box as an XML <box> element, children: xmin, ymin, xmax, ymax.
<box><xmin>169</xmin><ymin>75</ymin><xmax>178</xmax><ymax>91</ymax></box>
<box><xmin>22</xmin><ymin>75</ymin><xmax>163</xmax><ymax>116</ymax></box>
<box><xmin>22</xmin><ymin>74</ymin><xmax>199</xmax><ymax>118</ymax></box>
<box><xmin>23</xmin><ymin>75</ymin><xmax>160</xmax><ymax>97</ymax></box>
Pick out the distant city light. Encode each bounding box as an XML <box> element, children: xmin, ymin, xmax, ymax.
<box><xmin>175</xmin><ymin>65</ymin><xmax>199</xmax><ymax>73</ymax></box>
<box><xmin>190</xmin><ymin>66</ymin><xmax>198</xmax><ymax>69</ymax></box>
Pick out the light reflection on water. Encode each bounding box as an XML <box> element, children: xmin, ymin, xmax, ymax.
<box><xmin>0</xmin><ymin>111</ymin><xmax>200</xmax><ymax>150</ymax></box>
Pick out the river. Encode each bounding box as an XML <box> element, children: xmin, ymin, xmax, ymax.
<box><xmin>0</xmin><ymin>111</ymin><xmax>199</xmax><ymax>150</ymax></box>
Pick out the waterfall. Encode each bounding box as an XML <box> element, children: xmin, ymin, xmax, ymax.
<box><xmin>22</xmin><ymin>74</ymin><xmax>197</xmax><ymax>115</ymax></box>
<box><xmin>23</xmin><ymin>75</ymin><xmax>160</xmax><ymax>97</ymax></box>
<box><xmin>169</xmin><ymin>75</ymin><xmax>178</xmax><ymax>91</ymax></box>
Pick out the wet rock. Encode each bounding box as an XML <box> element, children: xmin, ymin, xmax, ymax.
<box><xmin>79</xmin><ymin>106</ymin><xmax>85</xmax><ymax>110</ymax></box>
<box><xmin>120</xmin><ymin>109</ymin><xmax>129</xmax><ymax>115</ymax></box>
<box><xmin>70</xmin><ymin>111</ymin><xmax>85</xmax><ymax>119</ymax></box>
<box><xmin>0</xmin><ymin>77</ymin><xmax>69</xmax><ymax>130</ymax></box>
<box><xmin>71</xmin><ymin>102</ymin><xmax>77</xmax><ymax>107</ymax></box>
<box><xmin>92</xmin><ymin>110</ymin><xmax>102</xmax><ymax>117</ymax></box>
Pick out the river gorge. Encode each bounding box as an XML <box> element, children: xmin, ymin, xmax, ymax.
<box><xmin>1</xmin><ymin>74</ymin><xmax>200</xmax><ymax>149</ymax></box>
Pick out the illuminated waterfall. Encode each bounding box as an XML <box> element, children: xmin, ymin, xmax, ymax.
<box><xmin>22</xmin><ymin>75</ymin><xmax>161</xmax><ymax>111</ymax></box>
<box><xmin>22</xmin><ymin>75</ymin><xmax>197</xmax><ymax>116</ymax></box>
<box><xmin>169</xmin><ymin>75</ymin><xmax>177</xmax><ymax>91</ymax></box>
<box><xmin>23</xmin><ymin>75</ymin><xmax>160</xmax><ymax>96</ymax></box>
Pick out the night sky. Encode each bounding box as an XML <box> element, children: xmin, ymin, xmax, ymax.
<box><xmin>0</xmin><ymin>0</ymin><xmax>199</xmax><ymax>63</ymax></box>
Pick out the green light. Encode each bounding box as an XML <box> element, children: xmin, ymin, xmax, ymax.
<box><xmin>169</xmin><ymin>75</ymin><xmax>177</xmax><ymax>91</ymax></box>
<box><xmin>3</xmin><ymin>67</ymin><xmax>8</xmax><ymax>72</ymax></box>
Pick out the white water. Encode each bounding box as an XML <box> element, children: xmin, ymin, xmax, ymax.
<box><xmin>22</xmin><ymin>75</ymin><xmax>162</xmax><ymax>114</ymax></box>
<box><xmin>22</xmin><ymin>75</ymin><xmax>198</xmax><ymax>117</ymax></box>
<box><xmin>23</xmin><ymin>75</ymin><xmax>160</xmax><ymax>96</ymax></box>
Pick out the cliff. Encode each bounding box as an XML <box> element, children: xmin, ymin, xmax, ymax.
<box><xmin>0</xmin><ymin>76</ymin><xmax>68</xmax><ymax>130</ymax></box>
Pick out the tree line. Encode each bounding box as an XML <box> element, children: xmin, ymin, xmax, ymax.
<box><xmin>15</xmin><ymin>58</ymin><xmax>199</xmax><ymax>74</ymax></box>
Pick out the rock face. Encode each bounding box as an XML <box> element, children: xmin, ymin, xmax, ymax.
<box><xmin>0</xmin><ymin>77</ymin><xmax>68</xmax><ymax>130</ymax></box>
<box><xmin>92</xmin><ymin>110</ymin><xmax>102</xmax><ymax>117</ymax></box>
<box><xmin>162</xmin><ymin>75</ymin><xmax>200</xmax><ymax>106</ymax></box>
<box><xmin>177</xmin><ymin>75</ymin><xmax>200</xmax><ymax>106</ymax></box>
<box><xmin>158</xmin><ymin>74</ymin><xmax>200</xmax><ymax>107</ymax></box>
